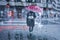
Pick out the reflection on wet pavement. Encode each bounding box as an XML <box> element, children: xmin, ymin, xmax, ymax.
<box><xmin>0</xmin><ymin>30</ymin><xmax>58</xmax><ymax>40</ymax></box>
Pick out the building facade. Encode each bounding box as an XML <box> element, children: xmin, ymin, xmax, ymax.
<box><xmin>0</xmin><ymin>0</ymin><xmax>60</xmax><ymax>19</ymax></box>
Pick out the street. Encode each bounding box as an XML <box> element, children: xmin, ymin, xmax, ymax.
<box><xmin>0</xmin><ymin>18</ymin><xmax>60</xmax><ymax>40</ymax></box>
<box><xmin>0</xmin><ymin>0</ymin><xmax>60</xmax><ymax>40</ymax></box>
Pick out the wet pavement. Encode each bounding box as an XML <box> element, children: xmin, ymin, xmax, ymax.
<box><xmin>0</xmin><ymin>29</ymin><xmax>58</xmax><ymax>40</ymax></box>
<box><xmin>0</xmin><ymin>18</ymin><xmax>60</xmax><ymax>40</ymax></box>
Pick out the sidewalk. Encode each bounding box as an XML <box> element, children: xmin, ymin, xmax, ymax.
<box><xmin>41</xmin><ymin>18</ymin><xmax>60</xmax><ymax>25</ymax></box>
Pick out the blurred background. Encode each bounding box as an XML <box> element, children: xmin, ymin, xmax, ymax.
<box><xmin>0</xmin><ymin>0</ymin><xmax>60</xmax><ymax>40</ymax></box>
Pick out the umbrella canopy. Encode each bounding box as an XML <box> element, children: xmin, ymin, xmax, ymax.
<box><xmin>26</xmin><ymin>5</ymin><xmax>43</xmax><ymax>13</ymax></box>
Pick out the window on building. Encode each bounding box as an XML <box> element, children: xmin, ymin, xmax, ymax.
<box><xmin>41</xmin><ymin>0</ymin><xmax>46</xmax><ymax>3</ymax></box>
<box><xmin>6</xmin><ymin>0</ymin><xmax>10</xmax><ymax>2</ymax></box>
<box><xmin>14</xmin><ymin>0</ymin><xmax>22</xmax><ymax>2</ymax></box>
<box><xmin>26</xmin><ymin>0</ymin><xmax>32</xmax><ymax>2</ymax></box>
<box><xmin>26</xmin><ymin>0</ymin><xmax>40</xmax><ymax>3</ymax></box>
<box><xmin>47</xmin><ymin>0</ymin><xmax>52</xmax><ymax>4</ymax></box>
<box><xmin>35</xmin><ymin>0</ymin><xmax>41</xmax><ymax>3</ymax></box>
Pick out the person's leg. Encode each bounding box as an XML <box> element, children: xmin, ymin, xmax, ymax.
<box><xmin>29</xmin><ymin>26</ymin><xmax>34</xmax><ymax>32</ymax></box>
<box><xmin>29</xmin><ymin>27</ymin><xmax>31</xmax><ymax>32</ymax></box>
<box><xmin>29</xmin><ymin>27</ymin><xmax>32</xmax><ymax>32</ymax></box>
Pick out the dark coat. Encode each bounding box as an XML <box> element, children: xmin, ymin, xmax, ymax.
<box><xmin>26</xmin><ymin>11</ymin><xmax>36</xmax><ymax>27</ymax></box>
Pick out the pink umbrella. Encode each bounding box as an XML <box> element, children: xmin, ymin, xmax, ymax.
<box><xmin>26</xmin><ymin>5</ymin><xmax>43</xmax><ymax>13</ymax></box>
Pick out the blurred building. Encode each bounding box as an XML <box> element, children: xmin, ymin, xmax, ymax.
<box><xmin>0</xmin><ymin>0</ymin><xmax>60</xmax><ymax>19</ymax></box>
